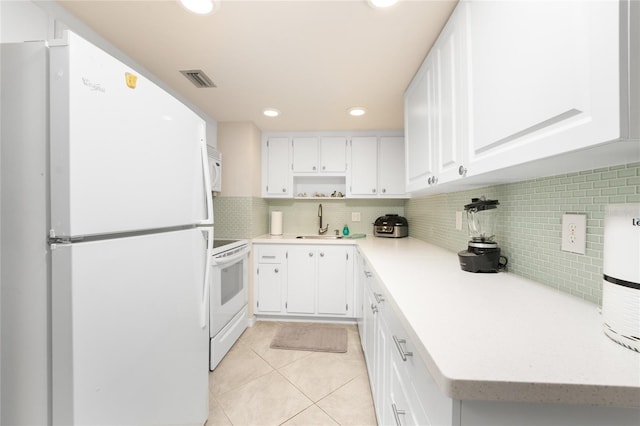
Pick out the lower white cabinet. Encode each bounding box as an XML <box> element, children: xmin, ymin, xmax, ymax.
<box><xmin>317</xmin><ymin>246</ymin><xmax>352</xmax><ymax>315</ymax></box>
<box><xmin>375</xmin><ymin>314</ymin><xmax>393</xmax><ymax>426</ymax></box>
<box><xmin>254</xmin><ymin>244</ymin><xmax>355</xmax><ymax>318</ymax></box>
<box><xmin>389</xmin><ymin>349</ymin><xmax>427</xmax><ymax>426</ymax></box>
<box><xmin>286</xmin><ymin>248</ymin><xmax>316</xmax><ymax>314</ymax></box>
<box><xmin>385</xmin><ymin>301</ymin><xmax>452</xmax><ymax>426</ymax></box>
<box><xmin>355</xmin><ymin>251</ymin><xmax>639</xmax><ymax>426</ymax></box>
<box><xmin>359</xmin><ymin>255</ymin><xmax>445</xmax><ymax>426</ymax></box>
<box><xmin>360</xmin><ymin>268</ymin><xmax>377</xmax><ymax>384</ymax></box>
<box><xmin>254</xmin><ymin>246</ymin><xmax>287</xmax><ymax>313</ymax></box>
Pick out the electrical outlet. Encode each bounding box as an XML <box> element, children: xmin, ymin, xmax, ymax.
<box><xmin>561</xmin><ymin>213</ymin><xmax>587</xmax><ymax>254</ymax></box>
<box><xmin>455</xmin><ymin>211</ymin><xmax>463</xmax><ymax>230</ymax></box>
<box><xmin>352</xmin><ymin>212</ymin><xmax>361</xmax><ymax>222</ymax></box>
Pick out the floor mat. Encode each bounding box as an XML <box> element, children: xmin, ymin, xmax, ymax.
<box><xmin>270</xmin><ymin>325</ymin><xmax>348</xmax><ymax>353</ymax></box>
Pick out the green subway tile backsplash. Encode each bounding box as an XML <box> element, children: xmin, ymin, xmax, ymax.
<box><xmin>214</xmin><ymin>197</ymin><xmax>405</xmax><ymax>237</ymax></box>
<box><xmin>267</xmin><ymin>199</ymin><xmax>405</xmax><ymax>236</ymax></box>
<box><xmin>213</xmin><ymin>164</ymin><xmax>637</xmax><ymax>305</ymax></box>
<box><xmin>406</xmin><ymin>163</ymin><xmax>639</xmax><ymax>305</ymax></box>
<box><xmin>213</xmin><ymin>197</ymin><xmax>268</xmax><ymax>239</ymax></box>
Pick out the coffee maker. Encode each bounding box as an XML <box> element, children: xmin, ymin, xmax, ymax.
<box><xmin>458</xmin><ymin>197</ymin><xmax>507</xmax><ymax>273</ymax></box>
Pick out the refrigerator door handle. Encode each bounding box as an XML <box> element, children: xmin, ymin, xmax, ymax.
<box><xmin>201</xmin><ymin>227</ymin><xmax>213</xmax><ymax>329</ymax></box>
<box><xmin>199</xmin><ymin>136</ymin><xmax>214</xmax><ymax>225</ymax></box>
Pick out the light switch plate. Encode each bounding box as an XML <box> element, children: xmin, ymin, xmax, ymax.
<box><xmin>352</xmin><ymin>212</ymin><xmax>361</xmax><ymax>222</ymax></box>
<box><xmin>561</xmin><ymin>213</ymin><xmax>587</xmax><ymax>254</ymax></box>
<box><xmin>455</xmin><ymin>211</ymin><xmax>463</xmax><ymax>230</ymax></box>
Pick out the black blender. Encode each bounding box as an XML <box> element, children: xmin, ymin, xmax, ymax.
<box><xmin>458</xmin><ymin>197</ymin><xmax>507</xmax><ymax>273</ymax></box>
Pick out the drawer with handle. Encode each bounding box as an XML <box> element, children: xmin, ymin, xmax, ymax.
<box><xmin>384</xmin><ymin>306</ymin><xmax>454</xmax><ymax>426</ymax></box>
<box><xmin>256</xmin><ymin>246</ymin><xmax>287</xmax><ymax>263</ymax></box>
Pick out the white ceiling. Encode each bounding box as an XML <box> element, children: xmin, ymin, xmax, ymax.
<box><xmin>57</xmin><ymin>0</ymin><xmax>457</xmax><ymax>131</ymax></box>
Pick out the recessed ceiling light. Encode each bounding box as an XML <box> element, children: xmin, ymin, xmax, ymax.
<box><xmin>348</xmin><ymin>107</ymin><xmax>367</xmax><ymax>117</ymax></box>
<box><xmin>263</xmin><ymin>108</ymin><xmax>281</xmax><ymax>118</ymax></box>
<box><xmin>367</xmin><ymin>0</ymin><xmax>399</xmax><ymax>9</ymax></box>
<box><xmin>179</xmin><ymin>0</ymin><xmax>219</xmax><ymax>15</ymax></box>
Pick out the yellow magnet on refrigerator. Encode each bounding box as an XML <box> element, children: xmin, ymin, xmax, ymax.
<box><xmin>125</xmin><ymin>72</ymin><xmax>137</xmax><ymax>89</ymax></box>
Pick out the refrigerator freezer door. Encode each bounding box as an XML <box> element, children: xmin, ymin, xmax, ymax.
<box><xmin>49</xmin><ymin>32</ymin><xmax>212</xmax><ymax>238</ymax></box>
<box><xmin>51</xmin><ymin>228</ymin><xmax>209</xmax><ymax>425</ymax></box>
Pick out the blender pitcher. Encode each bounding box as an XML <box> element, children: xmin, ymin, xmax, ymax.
<box><xmin>466</xmin><ymin>197</ymin><xmax>499</xmax><ymax>243</ymax></box>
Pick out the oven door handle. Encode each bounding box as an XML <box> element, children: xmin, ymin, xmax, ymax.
<box><xmin>211</xmin><ymin>248</ymin><xmax>249</xmax><ymax>267</ymax></box>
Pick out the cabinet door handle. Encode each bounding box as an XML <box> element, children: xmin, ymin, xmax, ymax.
<box><xmin>274</xmin><ymin>268</ymin><xmax>279</xmax><ymax>273</ymax></box>
<box><xmin>374</xmin><ymin>292</ymin><xmax>385</xmax><ymax>303</ymax></box>
<box><xmin>320</xmin><ymin>252</ymin><xmax>324</xmax><ymax>257</ymax></box>
<box><xmin>322</xmin><ymin>165</ymin><xmax>326</xmax><ymax>170</ymax></box>
<box><xmin>262</xmin><ymin>255</ymin><xmax>276</xmax><ymax>259</ymax></box>
<box><xmin>392</xmin><ymin>335</ymin><xmax>413</xmax><ymax>361</ymax></box>
<box><xmin>372</xmin><ymin>188</ymin><xmax>376</xmax><ymax>193</ymax></box>
<box><xmin>382</xmin><ymin>188</ymin><xmax>386</xmax><ymax>193</ymax></box>
<box><xmin>392</xmin><ymin>403</ymin><xmax>406</xmax><ymax>426</ymax></box>
<box><xmin>282</xmin><ymin>188</ymin><xmax>286</xmax><ymax>193</ymax></box>
<box><xmin>312</xmin><ymin>166</ymin><xmax>317</xmax><ymax>171</ymax></box>
<box><xmin>309</xmin><ymin>252</ymin><xmax>314</xmax><ymax>257</ymax></box>
<box><xmin>458</xmin><ymin>165</ymin><xmax>467</xmax><ymax>176</ymax></box>
<box><xmin>370</xmin><ymin>303</ymin><xmax>378</xmax><ymax>314</ymax></box>
<box><xmin>364</xmin><ymin>271</ymin><xmax>372</xmax><ymax>278</ymax></box>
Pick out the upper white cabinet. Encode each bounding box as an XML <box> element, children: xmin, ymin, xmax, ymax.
<box><xmin>292</xmin><ymin>137</ymin><xmax>319</xmax><ymax>173</ymax></box>
<box><xmin>263</xmin><ymin>137</ymin><xmax>291</xmax><ymax>198</ymax></box>
<box><xmin>405</xmin><ymin>3</ymin><xmax>468</xmax><ymax>192</ymax></box>
<box><xmin>405</xmin><ymin>55</ymin><xmax>437</xmax><ymax>192</ymax></box>
<box><xmin>434</xmin><ymin>7</ymin><xmax>468</xmax><ymax>183</ymax></box>
<box><xmin>465</xmin><ymin>0</ymin><xmax>623</xmax><ymax>175</ymax></box>
<box><xmin>262</xmin><ymin>132</ymin><xmax>404</xmax><ymax>198</ymax></box>
<box><xmin>292</xmin><ymin>137</ymin><xmax>347</xmax><ymax>174</ymax></box>
<box><xmin>350</xmin><ymin>136</ymin><xmax>407</xmax><ymax>197</ymax></box>
<box><xmin>320</xmin><ymin>137</ymin><xmax>348</xmax><ymax>173</ymax></box>
<box><xmin>350</xmin><ymin>137</ymin><xmax>378</xmax><ymax>195</ymax></box>
<box><xmin>405</xmin><ymin>0</ymin><xmax>639</xmax><ymax>195</ymax></box>
<box><xmin>378</xmin><ymin>137</ymin><xmax>407</xmax><ymax>196</ymax></box>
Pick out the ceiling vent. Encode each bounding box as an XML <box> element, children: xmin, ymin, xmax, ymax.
<box><xmin>180</xmin><ymin>69</ymin><xmax>216</xmax><ymax>88</ymax></box>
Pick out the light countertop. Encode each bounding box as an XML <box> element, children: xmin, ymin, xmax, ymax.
<box><xmin>252</xmin><ymin>235</ymin><xmax>640</xmax><ymax>407</ymax></box>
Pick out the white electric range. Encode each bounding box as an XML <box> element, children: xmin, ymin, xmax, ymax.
<box><xmin>209</xmin><ymin>239</ymin><xmax>250</xmax><ymax>370</ymax></box>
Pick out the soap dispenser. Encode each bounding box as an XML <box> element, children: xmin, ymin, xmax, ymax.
<box><xmin>342</xmin><ymin>224</ymin><xmax>350</xmax><ymax>236</ymax></box>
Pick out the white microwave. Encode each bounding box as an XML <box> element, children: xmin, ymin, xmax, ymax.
<box><xmin>207</xmin><ymin>146</ymin><xmax>221</xmax><ymax>194</ymax></box>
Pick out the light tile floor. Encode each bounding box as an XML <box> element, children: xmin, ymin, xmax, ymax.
<box><xmin>208</xmin><ymin>321</ymin><xmax>377</xmax><ymax>426</ymax></box>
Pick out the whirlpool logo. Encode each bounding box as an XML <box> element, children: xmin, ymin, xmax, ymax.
<box><xmin>82</xmin><ymin>77</ymin><xmax>106</xmax><ymax>93</ymax></box>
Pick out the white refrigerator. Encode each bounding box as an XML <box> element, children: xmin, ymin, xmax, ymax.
<box><xmin>1</xmin><ymin>31</ymin><xmax>212</xmax><ymax>425</ymax></box>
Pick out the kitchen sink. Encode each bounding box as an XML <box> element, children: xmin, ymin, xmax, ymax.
<box><xmin>296</xmin><ymin>235</ymin><xmax>343</xmax><ymax>239</ymax></box>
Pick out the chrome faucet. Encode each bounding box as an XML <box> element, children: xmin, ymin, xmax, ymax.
<box><xmin>318</xmin><ymin>203</ymin><xmax>328</xmax><ymax>234</ymax></box>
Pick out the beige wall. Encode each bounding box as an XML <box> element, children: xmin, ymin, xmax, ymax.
<box><xmin>0</xmin><ymin>1</ymin><xmax>49</xmax><ymax>43</ymax></box>
<box><xmin>217</xmin><ymin>122</ymin><xmax>261</xmax><ymax>197</ymax></box>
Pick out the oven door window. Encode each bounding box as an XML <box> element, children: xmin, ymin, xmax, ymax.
<box><xmin>221</xmin><ymin>261</ymin><xmax>243</xmax><ymax>305</ymax></box>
